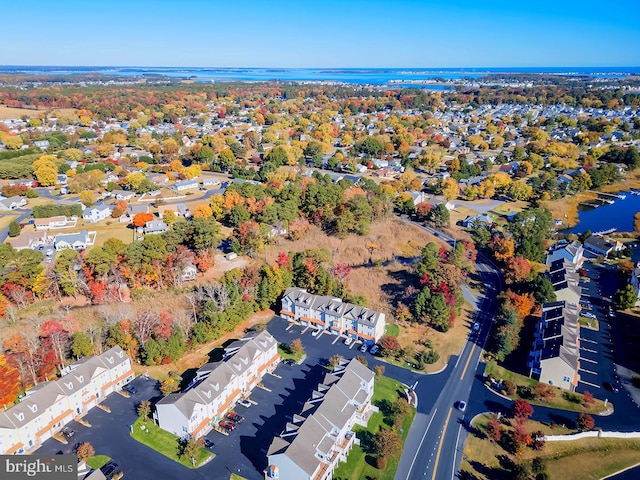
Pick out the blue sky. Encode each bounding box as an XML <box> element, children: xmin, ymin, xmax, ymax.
<box><xmin>4</xmin><ymin>0</ymin><xmax>639</xmax><ymax>67</ymax></box>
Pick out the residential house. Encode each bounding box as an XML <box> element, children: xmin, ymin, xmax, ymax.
<box><xmin>155</xmin><ymin>330</ymin><xmax>278</xmax><ymax>439</ymax></box>
<box><xmin>280</xmin><ymin>288</ymin><xmax>385</xmax><ymax>344</ymax></box>
<box><xmin>527</xmin><ymin>301</ymin><xmax>580</xmax><ymax>391</ymax></box>
<box><xmin>34</xmin><ymin>216</ymin><xmax>77</xmax><ymax>231</ymax></box>
<box><xmin>266</xmin><ymin>359</ymin><xmax>375</xmax><ymax>480</ymax></box>
<box><xmin>7</xmin><ymin>231</ymin><xmax>52</xmax><ymax>251</ymax></box>
<box><xmin>0</xmin><ymin>347</ymin><xmax>134</xmax><ymax>455</ymax></box>
<box><xmin>143</xmin><ymin>219</ymin><xmax>168</xmax><ymax>235</ymax></box>
<box><xmin>119</xmin><ymin>204</ymin><xmax>149</xmax><ymax>223</ymax></box>
<box><xmin>111</xmin><ymin>190</ymin><xmax>136</xmax><ymax>201</ymax></box>
<box><xmin>461</xmin><ymin>213</ymin><xmax>493</xmax><ymax>228</ymax></box>
<box><xmin>181</xmin><ymin>265</ymin><xmax>198</xmax><ymax>282</ymax></box>
<box><xmin>630</xmin><ymin>262</ymin><xmax>640</xmax><ymax>306</ymax></box>
<box><xmin>158</xmin><ymin>203</ymin><xmax>190</xmax><ymax>218</ymax></box>
<box><xmin>54</xmin><ymin>230</ymin><xmax>96</xmax><ymax>251</ymax></box>
<box><xmin>583</xmin><ymin>236</ymin><xmax>621</xmax><ymax>257</ymax></box>
<box><xmin>172</xmin><ymin>179</ymin><xmax>199</xmax><ymax>192</ymax></box>
<box><xmin>0</xmin><ymin>196</ymin><xmax>27</xmax><ymax>210</ymax></box>
<box><xmin>546</xmin><ymin>259</ymin><xmax>581</xmax><ymax>306</ymax></box>
<box><xmin>82</xmin><ymin>205</ymin><xmax>112</xmax><ymax>223</ymax></box>
<box><xmin>34</xmin><ymin>140</ymin><xmax>50</xmax><ymax>150</ymax></box>
<box><xmin>201</xmin><ymin>177</ymin><xmax>221</xmax><ymax>187</ymax></box>
<box><xmin>407</xmin><ymin>191</ymin><xmax>428</xmax><ymax>206</ymax></box>
<box><xmin>546</xmin><ymin>241</ymin><xmax>584</xmax><ymax>268</ymax></box>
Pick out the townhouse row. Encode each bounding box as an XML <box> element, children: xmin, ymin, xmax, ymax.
<box><xmin>0</xmin><ymin>346</ymin><xmax>134</xmax><ymax>455</ymax></box>
<box><xmin>155</xmin><ymin>330</ymin><xmax>279</xmax><ymax>438</ymax></box>
<box><xmin>266</xmin><ymin>358</ymin><xmax>376</xmax><ymax>480</ymax></box>
<box><xmin>280</xmin><ymin>287</ymin><xmax>386</xmax><ymax>344</ymax></box>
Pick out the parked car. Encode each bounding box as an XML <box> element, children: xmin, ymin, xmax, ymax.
<box><xmin>472</xmin><ymin>322</ymin><xmax>480</xmax><ymax>332</ymax></box>
<box><xmin>583</xmin><ymin>312</ymin><xmax>597</xmax><ymax>319</ymax></box>
<box><xmin>369</xmin><ymin>345</ymin><xmax>379</xmax><ymax>355</ymax></box>
<box><xmin>61</xmin><ymin>427</ymin><xmax>75</xmax><ymax>438</ymax></box>
<box><xmin>101</xmin><ymin>461</ymin><xmax>122</xmax><ymax>480</ymax></box>
<box><xmin>225</xmin><ymin>412</ymin><xmax>244</xmax><ymax>423</ymax></box>
<box><xmin>311</xmin><ymin>328</ymin><xmax>322</xmax><ymax>337</ymax></box>
<box><xmin>219</xmin><ymin>419</ymin><xmax>236</xmax><ymax>431</ymax></box>
<box><xmin>237</xmin><ymin>398</ymin><xmax>252</xmax><ymax>408</ymax></box>
<box><xmin>204</xmin><ymin>439</ymin><xmax>214</xmax><ymax>449</ymax></box>
<box><xmin>457</xmin><ymin>401</ymin><xmax>467</xmax><ymax>412</ymax></box>
<box><xmin>359</xmin><ymin>343</ymin><xmax>369</xmax><ymax>353</ymax></box>
<box><xmin>123</xmin><ymin>385</ymin><xmax>137</xmax><ymax>394</ymax></box>
<box><xmin>344</xmin><ymin>337</ymin><xmax>353</xmax><ymax>346</ymax></box>
<box><xmin>282</xmin><ymin>359</ymin><xmax>295</xmax><ymax>366</ymax></box>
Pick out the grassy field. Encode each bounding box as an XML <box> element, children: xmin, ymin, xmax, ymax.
<box><xmin>484</xmin><ymin>361</ymin><xmax>609</xmax><ymax>413</ymax></box>
<box><xmin>86</xmin><ymin>455</ymin><xmax>110</xmax><ymax>469</ymax></box>
<box><xmin>333</xmin><ymin>374</ymin><xmax>415</xmax><ymax>480</ymax></box>
<box><xmin>385</xmin><ymin>324</ymin><xmax>400</xmax><ymax>337</ymax></box>
<box><xmin>461</xmin><ymin>414</ymin><xmax>640</xmax><ymax>480</ymax></box>
<box><xmin>130</xmin><ymin>417</ymin><xmax>212</xmax><ymax>468</ymax></box>
<box><xmin>0</xmin><ymin>213</ymin><xmax>19</xmax><ymax>231</ymax></box>
<box><xmin>0</xmin><ymin>105</ymin><xmax>76</xmax><ymax>119</ymax></box>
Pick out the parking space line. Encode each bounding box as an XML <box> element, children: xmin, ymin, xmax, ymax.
<box><xmin>579</xmin><ymin>380</ymin><xmax>601</xmax><ymax>389</ymax></box>
<box><xmin>579</xmin><ymin>368</ymin><xmax>598</xmax><ymax>375</ymax></box>
<box><xmin>580</xmin><ymin>338</ymin><xmax>598</xmax><ymax>345</ymax></box>
<box><xmin>580</xmin><ymin>357</ymin><xmax>598</xmax><ymax>364</ymax></box>
<box><xmin>332</xmin><ymin>336</ymin><xmax>340</xmax><ymax>345</ymax></box>
<box><xmin>301</xmin><ymin>326</ymin><xmax>310</xmax><ymax>334</ymax></box>
<box><xmin>580</xmin><ymin>347</ymin><xmax>598</xmax><ymax>353</ymax></box>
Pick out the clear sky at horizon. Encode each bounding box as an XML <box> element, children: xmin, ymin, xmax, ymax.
<box><xmin>4</xmin><ymin>0</ymin><xmax>639</xmax><ymax>68</ymax></box>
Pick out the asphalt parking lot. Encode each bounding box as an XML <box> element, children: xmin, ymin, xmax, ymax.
<box><xmin>36</xmin><ymin>317</ymin><xmax>419</xmax><ymax>480</ymax></box>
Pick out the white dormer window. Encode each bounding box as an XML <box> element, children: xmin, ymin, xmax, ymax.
<box><xmin>66</xmin><ymin>382</ymin><xmax>73</xmax><ymax>390</ymax></box>
<box><xmin>116</xmin><ymin>350</ymin><xmax>123</xmax><ymax>358</ymax></box>
<box><xmin>212</xmin><ymin>383</ymin><xmax>219</xmax><ymax>391</ymax></box>
<box><xmin>30</xmin><ymin>405</ymin><xmax>37</xmax><ymax>413</ymax></box>
<box><xmin>203</xmin><ymin>390</ymin><xmax>211</xmax><ymax>399</ymax></box>
<box><xmin>107</xmin><ymin>357</ymin><xmax>114</xmax><ymax>364</ymax></box>
<box><xmin>76</xmin><ymin>375</ymin><xmax>84</xmax><ymax>383</ymax></box>
<box><xmin>16</xmin><ymin>412</ymin><xmax>24</xmax><ymax>421</ymax></box>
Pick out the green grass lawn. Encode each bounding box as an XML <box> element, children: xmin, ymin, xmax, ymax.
<box><xmin>130</xmin><ymin>417</ymin><xmax>212</xmax><ymax>468</ymax></box>
<box><xmin>385</xmin><ymin>324</ymin><xmax>400</xmax><ymax>337</ymax></box>
<box><xmin>86</xmin><ymin>455</ymin><xmax>110</xmax><ymax>470</ymax></box>
<box><xmin>277</xmin><ymin>343</ymin><xmax>304</xmax><ymax>362</ymax></box>
<box><xmin>333</xmin><ymin>375</ymin><xmax>415</xmax><ymax>480</ymax></box>
<box><xmin>484</xmin><ymin>361</ymin><xmax>609</xmax><ymax>413</ymax></box>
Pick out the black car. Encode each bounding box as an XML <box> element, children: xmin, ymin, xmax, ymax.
<box><xmin>61</xmin><ymin>427</ymin><xmax>75</xmax><ymax>438</ymax></box>
<box><xmin>123</xmin><ymin>385</ymin><xmax>137</xmax><ymax>394</ymax></box>
<box><xmin>282</xmin><ymin>359</ymin><xmax>295</xmax><ymax>366</ymax></box>
<box><xmin>204</xmin><ymin>439</ymin><xmax>214</xmax><ymax>449</ymax></box>
<box><xmin>101</xmin><ymin>461</ymin><xmax>122</xmax><ymax>479</ymax></box>
<box><xmin>603</xmin><ymin>381</ymin><xmax>619</xmax><ymax>393</ymax></box>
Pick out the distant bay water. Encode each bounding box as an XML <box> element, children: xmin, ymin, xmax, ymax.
<box><xmin>0</xmin><ymin>66</ymin><xmax>638</xmax><ymax>89</ymax></box>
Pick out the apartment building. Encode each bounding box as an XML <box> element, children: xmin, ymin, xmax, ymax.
<box><xmin>266</xmin><ymin>358</ymin><xmax>376</xmax><ymax>480</ymax></box>
<box><xmin>0</xmin><ymin>346</ymin><xmax>134</xmax><ymax>455</ymax></box>
<box><xmin>527</xmin><ymin>301</ymin><xmax>581</xmax><ymax>391</ymax></box>
<box><xmin>547</xmin><ymin>259</ymin><xmax>582</xmax><ymax>306</ymax></box>
<box><xmin>154</xmin><ymin>330</ymin><xmax>278</xmax><ymax>439</ymax></box>
<box><xmin>280</xmin><ymin>288</ymin><xmax>386</xmax><ymax>344</ymax></box>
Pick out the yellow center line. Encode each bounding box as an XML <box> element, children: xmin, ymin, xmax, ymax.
<box><xmin>432</xmin><ymin>408</ymin><xmax>453</xmax><ymax>480</ymax></box>
<box><xmin>460</xmin><ymin>344</ymin><xmax>476</xmax><ymax>381</ymax></box>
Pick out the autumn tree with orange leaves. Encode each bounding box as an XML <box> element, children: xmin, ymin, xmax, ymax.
<box><xmin>0</xmin><ymin>354</ymin><xmax>20</xmax><ymax>406</ymax></box>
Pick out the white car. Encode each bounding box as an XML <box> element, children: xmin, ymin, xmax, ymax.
<box><xmin>359</xmin><ymin>343</ymin><xmax>369</xmax><ymax>353</ymax></box>
<box><xmin>237</xmin><ymin>398</ymin><xmax>251</xmax><ymax>408</ymax></box>
<box><xmin>344</xmin><ymin>337</ymin><xmax>353</xmax><ymax>346</ymax></box>
<box><xmin>583</xmin><ymin>312</ymin><xmax>597</xmax><ymax>319</ymax></box>
<box><xmin>311</xmin><ymin>328</ymin><xmax>321</xmax><ymax>337</ymax></box>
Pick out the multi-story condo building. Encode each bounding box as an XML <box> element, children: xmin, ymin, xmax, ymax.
<box><xmin>266</xmin><ymin>358</ymin><xmax>376</xmax><ymax>480</ymax></box>
<box><xmin>547</xmin><ymin>259</ymin><xmax>582</xmax><ymax>306</ymax></box>
<box><xmin>280</xmin><ymin>288</ymin><xmax>386</xmax><ymax>344</ymax></box>
<box><xmin>155</xmin><ymin>330</ymin><xmax>278</xmax><ymax>439</ymax></box>
<box><xmin>527</xmin><ymin>301</ymin><xmax>581</xmax><ymax>391</ymax></box>
<box><xmin>0</xmin><ymin>346</ymin><xmax>134</xmax><ymax>455</ymax></box>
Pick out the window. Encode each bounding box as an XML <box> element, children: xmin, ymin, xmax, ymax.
<box><xmin>563</xmin><ymin>376</ymin><xmax>571</xmax><ymax>382</ymax></box>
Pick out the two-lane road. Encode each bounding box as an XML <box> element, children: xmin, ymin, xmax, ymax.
<box><xmin>395</xmin><ymin>250</ymin><xmax>502</xmax><ymax>480</ymax></box>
